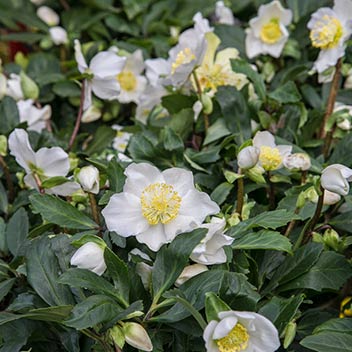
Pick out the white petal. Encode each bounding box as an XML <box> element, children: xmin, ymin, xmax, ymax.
<box><xmin>74</xmin><ymin>39</ymin><xmax>88</xmax><ymax>73</ymax></box>
<box><xmin>277</xmin><ymin>145</ymin><xmax>292</xmax><ymax>157</ymax></box>
<box><xmin>123</xmin><ymin>163</ymin><xmax>163</xmax><ymax>197</ymax></box>
<box><xmin>47</xmin><ymin>181</ymin><xmax>81</xmax><ymax>196</ymax></box>
<box><xmin>92</xmin><ymin>77</ymin><xmax>120</xmax><ymax>100</ymax></box>
<box><xmin>83</xmin><ymin>80</ymin><xmax>92</xmax><ymax>111</ymax></box>
<box><xmin>245</xmin><ymin>31</ymin><xmax>264</xmax><ymax>59</ymax></box>
<box><xmin>90</xmin><ymin>52</ymin><xmax>126</xmax><ymax>79</ymax></box>
<box><xmin>35</xmin><ymin>147</ymin><xmax>70</xmax><ymax>177</ymax></box>
<box><xmin>162</xmin><ymin>167</ymin><xmax>195</xmax><ymax>196</ymax></box>
<box><xmin>334</xmin><ymin>0</ymin><xmax>352</xmax><ymax>25</ymax></box>
<box><xmin>314</xmin><ymin>46</ymin><xmax>345</xmax><ymax>73</ymax></box>
<box><xmin>136</xmin><ymin>223</ymin><xmax>168</xmax><ymax>251</ymax></box>
<box><xmin>8</xmin><ymin>129</ymin><xmax>36</xmax><ymax>172</ymax></box>
<box><xmin>163</xmin><ymin>214</ymin><xmax>197</xmax><ymax>241</ymax></box>
<box><xmin>203</xmin><ymin>321</ymin><xmax>220</xmax><ymax>352</ymax></box>
<box><xmin>321</xmin><ymin>167</ymin><xmax>349</xmax><ymax>195</ymax></box>
<box><xmin>213</xmin><ymin>316</ymin><xmax>238</xmax><ymax>339</ymax></box>
<box><xmin>102</xmin><ymin>192</ymin><xmax>149</xmax><ymax>236</ymax></box>
<box><xmin>253</xmin><ymin>131</ymin><xmax>276</xmax><ymax>148</ymax></box>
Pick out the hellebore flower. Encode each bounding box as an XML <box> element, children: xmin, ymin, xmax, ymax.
<box><xmin>321</xmin><ymin>164</ymin><xmax>352</xmax><ymax>196</ymax></box>
<box><xmin>77</xmin><ymin>165</ymin><xmax>100</xmax><ymax>194</ymax></box>
<box><xmin>283</xmin><ymin>153</ymin><xmax>311</xmax><ymax>171</ymax></box>
<box><xmin>102</xmin><ymin>163</ymin><xmax>219</xmax><ymax>251</ymax></box>
<box><xmin>237</xmin><ymin>146</ymin><xmax>260</xmax><ymax>170</ymax></box>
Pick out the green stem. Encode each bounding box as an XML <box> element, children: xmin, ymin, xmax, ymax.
<box><xmin>192</xmin><ymin>71</ymin><xmax>209</xmax><ymax>132</ymax></box>
<box><xmin>235</xmin><ymin>170</ymin><xmax>244</xmax><ymax>219</ymax></box>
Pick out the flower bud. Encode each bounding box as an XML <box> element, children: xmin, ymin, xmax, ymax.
<box><xmin>245</xmin><ymin>165</ymin><xmax>266</xmax><ymax>184</ymax></box>
<box><xmin>193</xmin><ymin>100</ymin><xmax>203</xmax><ymax>122</ymax></box>
<box><xmin>77</xmin><ymin>166</ymin><xmax>100</xmax><ymax>194</ymax></box>
<box><xmin>20</xmin><ymin>71</ymin><xmax>39</xmax><ymax>100</ymax></box>
<box><xmin>323</xmin><ymin>228</ymin><xmax>342</xmax><ymax>252</ymax></box>
<box><xmin>237</xmin><ymin>146</ymin><xmax>259</xmax><ymax>169</ymax></box>
<box><xmin>215</xmin><ymin>1</ymin><xmax>235</xmax><ymax>25</ymax></box>
<box><xmin>6</xmin><ymin>74</ymin><xmax>24</xmax><ymax>101</ymax></box>
<box><xmin>123</xmin><ymin>322</ymin><xmax>153</xmax><ymax>352</ymax></box>
<box><xmin>36</xmin><ymin>6</ymin><xmax>60</xmax><ymax>26</ymax></box>
<box><xmin>175</xmin><ymin>264</ymin><xmax>208</xmax><ymax>287</ymax></box>
<box><xmin>283</xmin><ymin>153</ymin><xmax>311</xmax><ymax>171</ymax></box>
<box><xmin>70</xmin><ymin>242</ymin><xmax>106</xmax><ymax>276</ymax></box>
<box><xmin>323</xmin><ymin>190</ymin><xmax>341</xmax><ymax>205</ymax></box>
<box><xmin>201</xmin><ymin>93</ymin><xmax>213</xmax><ymax>115</ymax></box>
<box><xmin>81</xmin><ymin>105</ymin><xmax>102</xmax><ymax>123</ymax></box>
<box><xmin>136</xmin><ymin>262</ymin><xmax>153</xmax><ymax>290</ymax></box>
<box><xmin>205</xmin><ymin>292</ymin><xmax>231</xmax><ymax>322</ymax></box>
<box><xmin>109</xmin><ymin>325</ymin><xmax>125</xmax><ymax>349</ymax></box>
<box><xmin>283</xmin><ymin>321</ymin><xmax>297</xmax><ymax>349</ymax></box>
<box><xmin>0</xmin><ymin>135</ymin><xmax>7</xmax><ymax>156</ymax></box>
<box><xmin>0</xmin><ymin>73</ymin><xmax>6</xmax><ymax>99</ymax></box>
<box><xmin>49</xmin><ymin>26</ymin><xmax>68</xmax><ymax>45</ymax></box>
<box><xmin>321</xmin><ymin>164</ymin><xmax>352</xmax><ymax>196</ymax></box>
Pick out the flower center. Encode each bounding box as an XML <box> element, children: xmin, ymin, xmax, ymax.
<box><xmin>259</xmin><ymin>146</ymin><xmax>282</xmax><ymax>171</ymax></box>
<box><xmin>260</xmin><ymin>18</ymin><xmax>282</xmax><ymax>44</ymax></box>
<box><xmin>216</xmin><ymin>323</ymin><xmax>249</xmax><ymax>352</ymax></box>
<box><xmin>310</xmin><ymin>15</ymin><xmax>343</xmax><ymax>49</ymax></box>
<box><xmin>117</xmin><ymin>71</ymin><xmax>137</xmax><ymax>92</ymax></box>
<box><xmin>140</xmin><ymin>183</ymin><xmax>181</xmax><ymax>225</ymax></box>
<box><xmin>171</xmin><ymin>48</ymin><xmax>196</xmax><ymax>74</ymax></box>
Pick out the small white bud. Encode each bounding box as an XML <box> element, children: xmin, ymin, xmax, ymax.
<box><xmin>321</xmin><ymin>164</ymin><xmax>352</xmax><ymax>196</ymax></box>
<box><xmin>77</xmin><ymin>165</ymin><xmax>100</xmax><ymax>194</ymax></box>
<box><xmin>283</xmin><ymin>153</ymin><xmax>311</xmax><ymax>171</ymax></box>
<box><xmin>337</xmin><ymin>118</ymin><xmax>351</xmax><ymax>131</ymax></box>
<box><xmin>237</xmin><ymin>146</ymin><xmax>259</xmax><ymax>169</ymax></box>
<box><xmin>37</xmin><ymin>6</ymin><xmax>60</xmax><ymax>26</ymax></box>
<box><xmin>175</xmin><ymin>264</ymin><xmax>208</xmax><ymax>287</ymax></box>
<box><xmin>49</xmin><ymin>26</ymin><xmax>68</xmax><ymax>45</ymax></box>
<box><xmin>81</xmin><ymin>105</ymin><xmax>102</xmax><ymax>123</ymax></box>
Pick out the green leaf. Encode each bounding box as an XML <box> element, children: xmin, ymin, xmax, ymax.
<box><xmin>215</xmin><ymin>25</ymin><xmax>246</xmax><ymax>57</ymax></box>
<box><xmin>121</xmin><ymin>0</ymin><xmax>151</xmax><ymax>19</ymax></box>
<box><xmin>233</xmin><ymin>230</ymin><xmax>292</xmax><ymax>253</ymax></box>
<box><xmin>162</xmin><ymin>126</ymin><xmax>184</xmax><ymax>151</ymax></box>
<box><xmin>52</xmin><ymin>81</ymin><xmax>81</xmax><ymax>98</ymax></box>
<box><xmin>259</xmin><ymin>295</ymin><xmax>305</xmax><ymax>334</ymax></box>
<box><xmin>84</xmin><ymin>125</ymin><xmax>116</xmax><ymax>155</ymax></box>
<box><xmin>162</xmin><ymin>94</ymin><xmax>196</xmax><ymax>114</ymax></box>
<box><xmin>268</xmin><ymin>81</ymin><xmax>301</xmax><ymax>104</ymax></box>
<box><xmin>301</xmin><ymin>332</ymin><xmax>352</xmax><ymax>352</ymax></box>
<box><xmin>314</xmin><ymin>318</ymin><xmax>352</xmax><ymax>335</ymax></box>
<box><xmin>41</xmin><ymin>176</ymin><xmax>69</xmax><ymax>189</ymax></box>
<box><xmin>0</xmin><ymin>96</ymin><xmax>19</xmax><ymax>134</ymax></box>
<box><xmin>279</xmin><ymin>251</ymin><xmax>352</xmax><ymax>292</ymax></box>
<box><xmin>106</xmin><ymin>158</ymin><xmax>125</xmax><ymax>193</ymax></box>
<box><xmin>0</xmin><ymin>278</ymin><xmax>16</xmax><ymax>302</ymax></box>
<box><xmin>203</xmin><ymin>118</ymin><xmax>231</xmax><ymax>146</ymax></box>
<box><xmin>0</xmin><ymin>32</ymin><xmax>46</xmax><ymax>44</ymax></box>
<box><xmin>231</xmin><ymin>59</ymin><xmax>266</xmax><ymax>101</ymax></box>
<box><xmin>26</xmin><ymin>236</ymin><xmax>75</xmax><ymax>306</ymax></box>
<box><xmin>6</xmin><ymin>208</ymin><xmax>29</xmax><ymax>257</ymax></box>
<box><xmin>0</xmin><ymin>181</ymin><xmax>8</xmax><ymax>214</ymax></box>
<box><xmin>168</xmin><ymin>108</ymin><xmax>194</xmax><ymax>141</ymax></box>
<box><xmin>30</xmin><ymin>193</ymin><xmax>98</xmax><ymax>230</ymax></box>
<box><xmin>330</xmin><ymin>210</ymin><xmax>352</xmax><ymax>233</ymax></box>
<box><xmin>152</xmin><ymin>228</ymin><xmax>207</xmax><ymax>301</ymax></box>
<box><xmin>210</xmin><ymin>182</ymin><xmax>234</xmax><ymax>205</ymax></box>
<box><xmin>329</xmin><ymin>133</ymin><xmax>352</xmax><ymax>167</ymax></box>
<box><xmin>65</xmin><ymin>295</ymin><xmax>122</xmax><ymax>330</ymax></box>
<box><xmin>104</xmin><ymin>247</ymin><xmax>130</xmax><ymax>305</ymax></box>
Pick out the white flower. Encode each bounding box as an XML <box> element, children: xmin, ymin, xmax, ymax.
<box><xmin>17</xmin><ymin>99</ymin><xmax>51</xmax><ymax>133</ymax></box>
<box><xmin>112</xmin><ymin>125</ymin><xmax>131</xmax><ymax>152</ymax></box>
<box><xmin>6</xmin><ymin>73</ymin><xmax>24</xmax><ymax>101</ymax></box>
<box><xmin>193</xmin><ymin>100</ymin><xmax>203</xmax><ymax>122</ymax></box>
<box><xmin>102</xmin><ymin>163</ymin><xmax>220</xmax><ymax>251</ymax></box>
<box><xmin>70</xmin><ymin>242</ymin><xmax>106</xmax><ymax>276</ymax></box>
<box><xmin>193</xmin><ymin>12</ymin><xmax>213</xmax><ymax>34</ymax></box>
<box><xmin>215</xmin><ymin>1</ymin><xmax>235</xmax><ymax>25</ymax></box>
<box><xmin>123</xmin><ymin>322</ymin><xmax>153</xmax><ymax>352</ymax></box>
<box><xmin>77</xmin><ymin>165</ymin><xmax>100</xmax><ymax>194</ymax></box>
<box><xmin>175</xmin><ymin>264</ymin><xmax>208</xmax><ymax>287</ymax></box>
<box><xmin>237</xmin><ymin>146</ymin><xmax>260</xmax><ymax>169</ymax></box>
<box><xmin>203</xmin><ymin>310</ymin><xmax>280</xmax><ymax>352</ymax></box>
<box><xmin>116</xmin><ymin>50</ymin><xmax>147</xmax><ymax>104</ymax></box>
<box><xmin>245</xmin><ymin>0</ymin><xmax>292</xmax><ymax>59</ymax></box>
<box><xmin>49</xmin><ymin>26</ymin><xmax>68</xmax><ymax>45</ymax></box>
<box><xmin>191</xmin><ymin>218</ymin><xmax>233</xmax><ymax>265</ymax></box>
<box><xmin>283</xmin><ymin>153</ymin><xmax>311</xmax><ymax>171</ymax></box>
<box><xmin>8</xmin><ymin>129</ymin><xmax>80</xmax><ymax>196</ymax></box>
<box><xmin>145</xmin><ymin>58</ymin><xmax>170</xmax><ymax>87</ymax></box>
<box><xmin>321</xmin><ymin>164</ymin><xmax>352</xmax><ymax>196</ymax></box>
<box><xmin>74</xmin><ymin>40</ymin><xmax>126</xmax><ymax>110</ymax></box>
<box><xmin>0</xmin><ymin>73</ymin><xmax>6</xmax><ymax>99</ymax></box>
<box><xmin>308</xmin><ymin>0</ymin><xmax>352</xmax><ymax>73</ymax></box>
<box><xmin>337</xmin><ymin>118</ymin><xmax>351</xmax><ymax>130</ymax></box>
<box><xmin>81</xmin><ymin>104</ymin><xmax>102</xmax><ymax>123</ymax></box>
<box><xmin>334</xmin><ymin>102</ymin><xmax>352</xmax><ymax>130</ymax></box>
<box><xmin>36</xmin><ymin>6</ymin><xmax>60</xmax><ymax>26</ymax></box>
<box><xmin>253</xmin><ymin>131</ymin><xmax>292</xmax><ymax>171</ymax></box>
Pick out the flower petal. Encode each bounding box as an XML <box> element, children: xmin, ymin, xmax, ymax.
<box><xmin>92</xmin><ymin>77</ymin><xmax>120</xmax><ymax>100</ymax></box>
<box><xmin>213</xmin><ymin>316</ymin><xmax>238</xmax><ymax>339</ymax></box>
<box><xmin>136</xmin><ymin>223</ymin><xmax>168</xmax><ymax>251</ymax></box>
<box><xmin>162</xmin><ymin>167</ymin><xmax>195</xmax><ymax>196</ymax></box>
<box><xmin>74</xmin><ymin>39</ymin><xmax>88</xmax><ymax>73</ymax></box>
<box><xmin>89</xmin><ymin>52</ymin><xmax>126</xmax><ymax>79</ymax></box>
<box><xmin>253</xmin><ymin>131</ymin><xmax>276</xmax><ymax>148</ymax></box>
<box><xmin>35</xmin><ymin>147</ymin><xmax>70</xmax><ymax>177</ymax></box>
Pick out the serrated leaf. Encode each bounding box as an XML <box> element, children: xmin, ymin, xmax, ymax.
<box><xmin>30</xmin><ymin>194</ymin><xmax>97</xmax><ymax>230</ymax></box>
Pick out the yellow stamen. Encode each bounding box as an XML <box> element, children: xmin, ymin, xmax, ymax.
<box><xmin>117</xmin><ymin>71</ymin><xmax>137</xmax><ymax>92</ymax></box>
<box><xmin>171</xmin><ymin>48</ymin><xmax>196</xmax><ymax>74</ymax></box>
<box><xmin>260</xmin><ymin>18</ymin><xmax>283</xmax><ymax>44</ymax></box>
<box><xmin>141</xmin><ymin>183</ymin><xmax>181</xmax><ymax>225</ymax></box>
<box><xmin>216</xmin><ymin>323</ymin><xmax>249</xmax><ymax>352</ymax></box>
<box><xmin>310</xmin><ymin>15</ymin><xmax>343</xmax><ymax>49</ymax></box>
<box><xmin>259</xmin><ymin>146</ymin><xmax>282</xmax><ymax>171</ymax></box>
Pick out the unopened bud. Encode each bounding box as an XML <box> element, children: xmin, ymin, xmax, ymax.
<box><xmin>283</xmin><ymin>321</ymin><xmax>297</xmax><ymax>349</ymax></box>
<box><xmin>77</xmin><ymin>165</ymin><xmax>100</xmax><ymax>194</ymax></box>
<box><xmin>201</xmin><ymin>93</ymin><xmax>213</xmax><ymax>114</ymax></box>
<box><xmin>237</xmin><ymin>146</ymin><xmax>259</xmax><ymax>169</ymax></box>
<box><xmin>123</xmin><ymin>322</ymin><xmax>153</xmax><ymax>352</ymax></box>
<box><xmin>20</xmin><ymin>71</ymin><xmax>39</xmax><ymax>100</ymax></box>
<box><xmin>175</xmin><ymin>264</ymin><xmax>208</xmax><ymax>287</ymax></box>
<box><xmin>245</xmin><ymin>165</ymin><xmax>266</xmax><ymax>184</ymax></box>
<box><xmin>82</xmin><ymin>105</ymin><xmax>102</xmax><ymax>123</ymax></box>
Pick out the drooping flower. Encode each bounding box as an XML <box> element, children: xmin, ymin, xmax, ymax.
<box><xmin>123</xmin><ymin>322</ymin><xmax>153</xmax><ymax>352</ymax></box>
<box><xmin>77</xmin><ymin>165</ymin><xmax>100</xmax><ymax>194</ymax></box>
<box><xmin>17</xmin><ymin>99</ymin><xmax>51</xmax><ymax>133</ymax></box>
<box><xmin>8</xmin><ymin>129</ymin><xmax>80</xmax><ymax>196</ymax></box>
<box><xmin>308</xmin><ymin>0</ymin><xmax>352</xmax><ymax>73</ymax></box>
<box><xmin>252</xmin><ymin>131</ymin><xmax>292</xmax><ymax>171</ymax></box>
<box><xmin>203</xmin><ymin>310</ymin><xmax>280</xmax><ymax>352</ymax></box>
<box><xmin>70</xmin><ymin>242</ymin><xmax>106</xmax><ymax>276</ymax></box>
<box><xmin>102</xmin><ymin>163</ymin><xmax>219</xmax><ymax>251</ymax></box>
<box><xmin>245</xmin><ymin>0</ymin><xmax>293</xmax><ymax>59</ymax></box>
<box><xmin>116</xmin><ymin>49</ymin><xmax>147</xmax><ymax>104</ymax></box>
<box><xmin>321</xmin><ymin>164</ymin><xmax>352</xmax><ymax>196</ymax></box>
<box><xmin>191</xmin><ymin>218</ymin><xmax>233</xmax><ymax>265</ymax></box>
<box><xmin>74</xmin><ymin>40</ymin><xmax>126</xmax><ymax>110</ymax></box>
<box><xmin>193</xmin><ymin>32</ymin><xmax>248</xmax><ymax>96</ymax></box>
<box><xmin>49</xmin><ymin>26</ymin><xmax>68</xmax><ymax>45</ymax></box>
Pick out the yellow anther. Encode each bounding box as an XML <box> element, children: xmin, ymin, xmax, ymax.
<box><xmin>117</xmin><ymin>71</ymin><xmax>137</xmax><ymax>91</ymax></box>
<box><xmin>171</xmin><ymin>48</ymin><xmax>196</xmax><ymax>74</ymax></box>
<box><xmin>310</xmin><ymin>15</ymin><xmax>343</xmax><ymax>49</ymax></box>
<box><xmin>260</xmin><ymin>18</ymin><xmax>283</xmax><ymax>44</ymax></box>
<box><xmin>216</xmin><ymin>323</ymin><xmax>249</xmax><ymax>352</ymax></box>
<box><xmin>141</xmin><ymin>183</ymin><xmax>181</xmax><ymax>225</ymax></box>
<box><xmin>259</xmin><ymin>146</ymin><xmax>282</xmax><ymax>171</ymax></box>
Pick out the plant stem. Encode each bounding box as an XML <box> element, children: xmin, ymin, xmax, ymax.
<box><xmin>235</xmin><ymin>170</ymin><xmax>244</xmax><ymax>219</ymax></box>
<box><xmin>293</xmin><ymin>187</ymin><xmax>325</xmax><ymax>250</ymax></box>
<box><xmin>192</xmin><ymin>71</ymin><xmax>209</xmax><ymax>131</ymax></box>
<box><xmin>68</xmin><ymin>80</ymin><xmax>85</xmax><ymax>151</ymax></box>
<box><xmin>0</xmin><ymin>155</ymin><xmax>14</xmax><ymax>203</ymax></box>
<box><xmin>319</xmin><ymin>58</ymin><xmax>342</xmax><ymax>143</ymax></box>
<box><xmin>267</xmin><ymin>171</ymin><xmax>275</xmax><ymax>210</ymax></box>
<box><xmin>89</xmin><ymin>192</ymin><xmax>100</xmax><ymax>226</ymax></box>
<box><xmin>33</xmin><ymin>173</ymin><xmax>45</xmax><ymax>194</ymax></box>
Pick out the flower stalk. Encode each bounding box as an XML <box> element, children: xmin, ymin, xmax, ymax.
<box><xmin>0</xmin><ymin>155</ymin><xmax>14</xmax><ymax>203</ymax></box>
<box><xmin>235</xmin><ymin>169</ymin><xmax>244</xmax><ymax>219</ymax></box>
